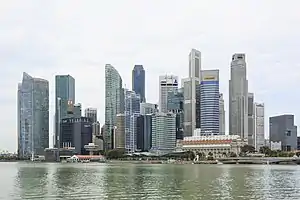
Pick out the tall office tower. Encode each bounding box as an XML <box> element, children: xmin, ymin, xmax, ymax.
<box><xmin>219</xmin><ymin>93</ymin><xmax>225</xmax><ymax>135</ymax></box>
<box><xmin>151</xmin><ymin>112</ymin><xmax>176</xmax><ymax>155</ymax></box>
<box><xmin>105</xmin><ymin>64</ymin><xmax>123</xmax><ymax>150</ymax></box>
<box><xmin>200</xmin><ymin>70</ymin><xmax>220</xmax><ymax>135</ymax></box>
<box><xmin>18</xmin><ymin>72</ymin><xmax>49</xmax><ymax>158</ymax></box>
<box><xmin>247</xmin><ymin>93</ymin><xmax>255</xmax><ymax>146</ymax></box>
<box><xmin>85</xmin><ymin>108</ymin><xmax>97</xmax><ymax>123</ymax></box>
<box><xmin>229</xmin><ymin>53</ymin><xmax>248</xmax><ymax>140</ymax></box>
<box><xmin>132</xmin><ymin>65</ymin><xmax>146</xmax><ymax>102</ymax></box>
<box><xmin>140</xmin><ymin>103</ymin><xmax>158</xmax><ymax>115</ymax></box>
<box><xmin>167</xmin><ymin>88</ymin><xmax>184</xmax><ymax>140</ymax></box>
<box><xmin>183</xmin><ymin>49</ymin><xmax>201</xmax><ymax>137</ymax></box>
<box><xmin>254</xmin><ymin>103</ymin><xmax>265</xmax><ymax>151</ymax></box>
<box><xmin>115</xmin><ymin>114</ymin><xmax>125</xmax><ymax>149</ymax></box>
<box><xmin>73</xmin><ymin>103</ymin><xmax>82</xmax><ymax>118</ymax></box>
<box><xmin>125</xmin><ymin>91</ymin><xmax>140</xmax><ymax>153</ymax></box>
<box><xmin>55</xmin><ymin>75</ymin><xmax>75</xmax><ymax>148</ymax></box>
<box><xmin>92</xmin><ymin>121</ymin><xmax>103</xmax><ymax>150</ymax></box>
<box><xmin>196</xmin><ymin>84</ymin><xmax>201</xmax><ymax>129</ymax></box>
<box><xmin>137</xmin><ymin>114</ymin><xmax>152</xmax><ymax>151</ymax></box>
<box><xmin>270</xmin><ymin>115</ymin><xmax>297</xmax><ymax>151</ymax></box>
<box><xmin>159</xmin><ymin>75</ymin><xmax>178</xmax><ymax>113</ymax></box>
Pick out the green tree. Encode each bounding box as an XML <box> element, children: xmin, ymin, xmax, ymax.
<box><xmin>105</xmin><ymin>149</ymin><xmax>125</xmax><ymax>159</ymax></box>
<box><xmin>229</xmin><ymin>152</ymin><xmax>237</xmax><ymax>157</ymax></box>
<box><xmin>241</xmin><ymin>145</ymin><xmax>256</xmax><ymax>153</ymax></box>
<box><xmin>259</xmin><ymin>146</ymin><xmax>272</xmax><ymax>155</ymax></box>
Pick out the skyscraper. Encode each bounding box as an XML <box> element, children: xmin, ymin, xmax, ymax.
<box><xmin>140</xmin><ymin>103</ymin><xmax>157</xmax><ymax>115</ymax></box>
<box><xmin>248</xmin><ymin>93</ymin><xmax>255</xmax><ymax>146</ymax></box>
<box><xmin>115</xmin><ymin>114</ymin><xmax>125</xmax><ymax>149</ymax></box>
<box><xmin>55</xmin><ymin>75</ymin><xmax>75</xmax><ymax>148</ymax></box>
<box><xmin>229</xmin><ymin>53</ymin><xmax>248</xmax><ymax>140</ymax></box>
<box><xmin>105</xmin><ymin>64</ymin><xmax>123</xmax><ymax>150</ymax></box>
<box><xmin>183</xmin><ymin>49</ymin><xmax>201</xmax><ymax>137</ymax></box>
<box><xmin>18</xmin><ymin>72</ymin><xmax>49</xmax><ymax>158</ymax></box>
<box><xmin>85</xmin><ymin>108</ymin><xmax>97</xmax><ymax>123</ymax></box>
<box><xmin>200</xmin><ymin>70</ymin><xmax>220</xmax><ymax>134</ymax></box>
<box><xmin>132</xmin><ymin>65</ymin><xmax>146</xmax><ymax>102</ymax></box>
<box><xmin>219</xmin><ymin>93</ymin><xmax>225</xmax><ymax>135</ymax></box>
<box><xmin>159</xmin><ymin>75</ymin><xmax>178</xmax><ymax>113</ymax></box>
<box><xmin>137</xmin><ymin>114</ymin><xmax>152</xmax><ymax>151</ymax></box>
<box><xmin>254</xmin><ymin>103</ymin><xmax>265</xmax><ymax>151</ymax></box>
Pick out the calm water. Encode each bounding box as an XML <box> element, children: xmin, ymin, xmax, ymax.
<box><xmin>1</xmin><ymin>162</ymin><xmax>300</xmax><ymax>200</ymax></box>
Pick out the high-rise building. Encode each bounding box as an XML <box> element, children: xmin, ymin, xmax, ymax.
<box><xmin>140</xmin><ymin>103</ymin><xmax>157</xmax><ymax>115</ymax></box>
<box><xmin>18</xmin><ymin>72</ymin><xmax>49</xmax><ymax>158</ymax></box>
<box><xmin>159</xmin><ymin>75</ymin><xmax>178</xmax><ymax>113</ymax></box>
<box><xmin>167</xmin><ymin>88</ymin><xmax>184</xmax><ymax>140</ymax></box>
<box><xmin>219</xmin><ymin>93</ymin><xmax>225</xmax><ymax>135</ymax></box>
<box><xmin>151</xmin><ymin>112</ymin><xmax>176</xmax><ymax>155</ymax></box>
<box><xmin>85</xmin><ymin>108</ymin><xmax>97</xmax><ymax>123</ymax></box>
<box><xmin>254</xmin><ymin>103</ymin><xmax>265</xmax><ymax>151</ymax></box>
<box><xmin>104</xmin><ymin>64</ymin><xmax>123</xmax><ymax>150</ymax></box>
<box><xmin>73</xmin><ymin>103</ymin><xmax>82</xmax><ymax>118</ymax></box>
<box><xmin>115</xmin><ymin>114</ymin><xmax>125</xmax><ymax>149</ymax></box>
<box><xmin>55</xmin><ymin>75</ymin><xmax>75</xmax><ymax>148</ymax></box>
<box><xmin>269</xmin><ymin>114</ymin><xmax>297</xmax><ymax>151</ymax></box>
<box><xmin>183</xmin><ymin>48</ymin><xmax>201</xmax><ymax>137</ymax></box>
<box><xmin>247</xmin><ymin>93</ymin><xmax>254</xmax><ymax>146</ymax></box>
<box><xmin>200</xmin><ymin>70</ymin><xmax>220</xmax><ymax>135</ymax></box>
<box><xmin>137</xmin><ymin>114</ymin><xmax>152</xmax><ymax>152</ymax></box>
<box><xmin>125</xmin><ymin>91</ymin><xmax>140</xmax><ymax>153</ymax></box>
<box><xmin>229</xmin><ymin>53</ymin><xmax>248</xmax><ymax>140</ymax></box>
<box><xmin>132</xmin><ymin>65</ymin><xmax>146</xmax><ymax>102</ymax></box>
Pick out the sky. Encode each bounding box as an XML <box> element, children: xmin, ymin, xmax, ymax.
<box><xmin>1</xmin><ymin>0</ymin><xmax>300</xmax><ymax>152</ymax></box>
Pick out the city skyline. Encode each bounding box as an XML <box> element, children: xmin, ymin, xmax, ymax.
<box><xmin>2</xmin><ymin>1</ymin><xmax>300</xmax><ymax>152</ymax></box>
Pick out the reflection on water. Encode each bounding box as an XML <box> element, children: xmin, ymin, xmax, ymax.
<box><xmin>1</xmin><ymin>163</ymin><xmax>300</xmax><ymax>199</ymax></box>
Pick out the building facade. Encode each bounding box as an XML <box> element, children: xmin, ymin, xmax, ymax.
<box><xmin>18</xmin><ymin>72</ymin><xmax>49</xmax><ymax>158</ymax></box>
<box><xmin>229</xmin><ymin>53</ymin><xmax>248</xmax><ymax>140</ymax></box>
<box><xmin>105</xmin><ymin>64</ymin><xmax>123</xmax><ymax>150</ymax></box>
<box><xmin>132</xmin><ymin>65</ymin><xmax>146</xmax><ymax>102</ymax></box>
<box><xmin>55</xmin><ymin>75</ymin><xmax>75</xmax><ymax>148</ymax></box>
<box><xmin>200</xmin><ymin>70</ymin><xmax>220</xmax><ymax>135</ymax></box>
<box><xmin>151</xmin><ymin>112</ymin><xmax>176</xmax><ymax>155</ymax></box>
<box><xmin>85</xmin><ymin>108</ymin><xmax>97</xmax><ymax>123</ymax></box>
<box><xmin>73</xmin><ymin>103</ymin><xmax>82</xmax><ymax>118</ymax></box>
<box><xmin>248</xmin><ymin>93</ymin><xmax>254</xmax><ymax>146</ymax></box>
<box><xmin>219</xmin><ymin>93</ymin><xmax>225</xmax><ymax>135</ymax></box>
<box><xmin>269</xmin><ymin>114</ymin><xmax>297</xmax><ymax>151</ymax></box>
<box><xmin>137</xmin><ymin>114</ymin><xmax>152</xmax><ymax>152</ymax></box>
<box><xmin>140</xmin><ymin>102</ymin><xmax>157</xmax><ymax>115</ymax></box>
<box><xmin>254</xmin><ymin>103</ymin><xmax>265</xmax><ymax>151</ymax></box>
<box><xmin>115</xmin><ymin>114</ymin><xmax>125</xmax><ymax>149</ymax></box>
<box><xmin>159</xmin><ymin>75</ymin><xmax>178</xmax><ymax>113</ymax></box>
<box><xmin>60</xmin><ymin>117</ymin><xmax>92</xmax><ymax>155</ymax></box>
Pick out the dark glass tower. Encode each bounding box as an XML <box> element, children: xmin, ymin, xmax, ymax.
<box><xmin>132</xmin><ymin>65</ymin><xmax>145</xmax><ymax>102</ymax></box>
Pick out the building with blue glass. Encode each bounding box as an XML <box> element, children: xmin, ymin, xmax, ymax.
<box><xmin>200</xmin><ymin>70</ymin><xmax>220</xmax><ymax>135</ymax></box>
<box><xmin>132</xmin><ymin>65</ymin><xmax>145</xmax><ymax>102</ymax></box>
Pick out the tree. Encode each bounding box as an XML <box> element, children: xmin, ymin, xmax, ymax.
<box><xmin>259</xmin><ymin>146</ymin><xmax>272</xmax><ymax>155</ymax></box>
<box><xmin>241</xmin><ymin>145</ymin><xmax>256</xmax><ymax>153</ymax></box>
<box><xmin>229</xmin><ymin>152</ymin><xmax>237</xmax><ymax>157</ymax></box>
<box><xmin>105</xmin><ymin>149</ymin><xmax>125</xmax><ymax>159</ymax></box>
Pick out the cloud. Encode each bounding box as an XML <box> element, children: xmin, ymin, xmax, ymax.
<box><xmin>1</xmin><ymin>0</ymin><xmax>300</xmax><ymax>151</ymax></box>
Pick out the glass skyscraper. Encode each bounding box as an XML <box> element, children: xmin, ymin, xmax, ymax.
<box><xmin>132</xmin><ymin>65</ymin><xmax>145</xmax><ymax>102</ymax></box>
<box><xmin>55</xmin><ymin>74</ymin><xmax>75</xmax><ymax>148</ymax></box>
<box><xmin>200</xmin><ymin>70</ymin><xmax>220</xmax><ymax>135</ymax></box>
<box><xmin>105</xmin><ymin>64</ymin><xmax>123</xmax><ymax>150</ymax></box>
<box><xmin>18</xmin><ymin>72</ymin><xmax>49</xmax><ymax>158</ymax></box>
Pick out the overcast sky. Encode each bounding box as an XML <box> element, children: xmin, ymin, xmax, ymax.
<box><xmin>1</xmin><ymin>0</ymin><xmax>300</xmax><ymax>152</ymax></box>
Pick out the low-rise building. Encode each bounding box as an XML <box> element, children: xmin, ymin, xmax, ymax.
<box><xmin>181</xmin><ymin>135</ymin><xmax>247</xmax><ymax>157</ymax></box>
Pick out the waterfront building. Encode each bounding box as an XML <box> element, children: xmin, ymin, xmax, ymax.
<box><xmin>104</xmin><ymin>64</ymin><xmax>124</xmax><ymax>150</ymax></box>
<box><xmin>200</xmin><ymin>70</ymin><xmax>220</xmax><ymax>135</ymax></box>
<box><xmin>136</xmin><ymin>114</ymin><xmax>152</xmax><ymax>151</ymax></box>
<box><xmin>159</xmin><ymin>75</ymin><xmax>178</xmax><ymax>113</ymax></box>
<box><xmin>248</xmin><ymin>93</ymin><xmax>254</xmax><ymax>146</ymax></box>
<box><xmin>125</xmin><ymin>91</ymin><xmax>140</xmax><ymax>153</ymax></box>
<box><xmin>269</xmin><ymin>114</ymin><xmax>297</xmax><ymax>151</ymax></box>
<box><xmin>73</xmin><ymin>103</ymin><xmax>82</xmax><ymax>118</ymax></box>
<box><xmin>60</xmin><ymin>117</ymin><xmax>92</xmax><ymax>155</ymax></box>
<box><xmin>151</xmin><ymin>112</ymin><xmax>176</xmax><ymax>155</ymax></box>
<box><xmin>55</xmin><ymin>74</ymin><xmax>75</xmax><ymax>148</ymax></box>
<box><xmin>167</xmin><ymin>88</ymin><xmax>184</xmax><ymax>140</ymax></box>
<box><xmin>132</xmin><ymin>65</ymin><xmax>146</xmax><ymax>102</ymax></box>
<box><xmin>115</xmin><ymin>114</ymin><xmax>125</xmax><ymax>149</ymax></box>
<box><xmin>92</xmin><ymin>121</ymin><xmax>103</xmax><ymax>151</ymax></box>
<box><xmin>181</xmin><ymin>135</ymin><xmax>247</xmax><ymax>157</ymax></box>
<box><xmin>229</xmin><ymin>53</ymin><xmax>248</xmax><ymax>140</ymax></box>
<box><xmin>219</xmin><ymin>93</ymin><xmax>225</xmax><ymax>135</ymax></box>
<box><xmin>254</xmin><ymin>103</ymin><xmax>265</xmax><ymax>151</ymax></box>
<box><xmin>17</xmin><ymin>72</ymin><xmax>49</xmax><ymax>158</ymax></box>
<box><xmin>85</xmin><ymin>108</ymin><xmax>97</xmax><ymax>123</ymax></box>
<box><xmin>182</xmin><ymin>49</ymin><xmax>201</xmax><ymax>137</ymax></box>
<box><xmin>140</xmin><ymin>102</ymin><xmax>157</xmax><ymax>115</ymax></box>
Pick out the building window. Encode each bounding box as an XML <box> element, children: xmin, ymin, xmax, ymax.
<box><xmin>286</xmin><ymin>130</ymin><xmax>291</xmax><ymax>136</ymax></box>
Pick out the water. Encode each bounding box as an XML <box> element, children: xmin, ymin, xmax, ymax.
<box><xmin>1</xmin><ymin>162</ymin><xmax>300</xmax><ymax>200</ymax></box>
